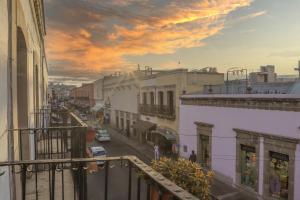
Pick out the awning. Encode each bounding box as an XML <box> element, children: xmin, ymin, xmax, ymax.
<box><xmin>131</xmin><ymin>120</ymin><xmax>156</xmax><ymax>132</ymax></box>
<box><xmin>91</xmin><ymin>103</ymin><xmax>104</xmax><ymax>111</ymax></box>
<box><xmin>151</xmin><ymin>129</ymin><xmax>177</xmax><ymax>141</ymax></box>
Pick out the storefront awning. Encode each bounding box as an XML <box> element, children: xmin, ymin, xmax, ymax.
<box><xmin>132</xmin><ymin>120</ymin><xmax>156</xmax><ymax>132</ymax></box>
<box><xmin>91</xmin><ymin>103</ymin><xmax>104</xmax><ymax>111</ymax></box>
<box><xmin>151</xmin><ymin>129</ymin><xmax>177</xmax><ymax>141</ymax></box>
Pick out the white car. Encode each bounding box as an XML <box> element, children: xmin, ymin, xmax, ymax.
<box><xmin>96</xmin><ymin>129</ymin><xmax>111</xmax><ymax>142</ymax></box>
<box><xmin>90</xmin><ymin>146</ymin><xmax>107</xmax><ymax>166</ymax></box>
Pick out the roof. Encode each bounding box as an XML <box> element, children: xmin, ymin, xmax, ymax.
<box><xmin>90</xmin><ymin>146</ymin><xmax>106</xmax><ymax>152</ymax></box>
<box><xmin>152</xmin><ymin>129</ymin><xmax>177</xmax><ymax>141</ymax></box>
<box><xmin>181</xmin><ymin>94</ymin><xmax>300</xmax><ymax>99</ymax></box>
<box><xmin>132</xmin><ymin>120</ymin><xmax>156</xmax><ymax>132</ymax></box>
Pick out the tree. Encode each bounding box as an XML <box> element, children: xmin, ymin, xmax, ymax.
<box><xmin>151</xmin><ymin>157</ymin><xmax>214</xmax><ymax>200</ymax></box>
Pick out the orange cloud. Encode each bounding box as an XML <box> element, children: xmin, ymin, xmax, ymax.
<box><xmin>45</xmin><ymin>0</ymin><xmax>254</xmax><ymax>80</ymax></box>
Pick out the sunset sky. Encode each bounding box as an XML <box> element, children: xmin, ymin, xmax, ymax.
<box><xmin>45</xmin><ymin>0</ymin><xmax>300</xmax><ymax>84</ymax></box>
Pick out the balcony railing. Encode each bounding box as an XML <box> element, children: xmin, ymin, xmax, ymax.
<box><xmin>0</xmin><ymin>106</ymin><xmax>213</xmax><ymax>200</ymax></box>
<box><xmin>0</xmin><ymin>156</ymin><xmax>198</xmax><ymax>200</ymax></box>
<box><xmin>139</xmin><ymin>104</ymin><xmax>176</xmax><ymax>120</ymax></box>
<box><xmin>10</xmin><ymin>107</ymin><xmax>87</xmax><ymax>162</ymax></box>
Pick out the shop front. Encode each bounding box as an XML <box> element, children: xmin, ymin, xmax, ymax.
<box><xmin>150</xmin><ymin>128</ymin><xmax>178</xmax><ymax>157</ymax></box>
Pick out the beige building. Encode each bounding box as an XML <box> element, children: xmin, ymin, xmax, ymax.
<box><xmin>0</xmin><ymin>0</ymin><xmax>48</xmax><ymax>199</ymax></box>
<box><xmin>138</xmin><ymin>68</ymin><xmax>224</xmax><ymax>153</ymax></box>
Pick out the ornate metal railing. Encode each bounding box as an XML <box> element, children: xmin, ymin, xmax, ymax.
<box><xmin>139</xmin><ymin>104</ymin><xmax>176</xmax><ymax>120</ymax></box>
<box><xmin>0</xmin><ymin>156</ymin><xmax>198</xmax><ymax>200</ymax></box>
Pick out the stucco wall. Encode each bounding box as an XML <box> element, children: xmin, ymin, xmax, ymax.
<box><xmin>0</xmin><ymin>1</ymin><xmax>11</xmax><ymax>199</ymax></box>
<box><xmin>179</xmin><ymin>104</ymin><xmax>300</xmax><ymax>199</ymax></box>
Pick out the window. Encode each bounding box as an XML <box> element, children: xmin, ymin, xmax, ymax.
<box><xmin>269</xmin><ymin>151</ymin><xmax>289</xmax><ymax>200</ymax></box>
<box><xmin>158</xmin><ymin>91</ymin><xmax>164</xmax><ymax>108</ymax></box>
<box><xmin>240</xmin><ymin>145</ymin><xmax>257</xmax><ymax>189</ymax></box>
<box><xmin>199</xmin><ymin>135</ymin><xmax>210</xmax><ymax>167</ymax></box>
<box><xmin>150</xmin><ymin>92</ymin><xmax>155</xmax><ymax>105</ymax></box>
<box><xmin>196</xmin><ymin>122</ymin><xmax>213</xmax><ymax>168</ymax></box>
<box><xmin>143</xmin><ymin>92</ymin><xmax>147</xmax><ymax>105</ymax></box>
<box><xmin>183</xmin><ymin>145</ymin><xmax>188</xmax><ymax>153</ymax></box>
<box><xmin>167</xmin><ymin>91</ymin><xmax>174</xmax><ymax>113</ymax></box>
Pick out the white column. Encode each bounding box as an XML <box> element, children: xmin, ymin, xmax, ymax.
<box><xmin>258</xmin><ymin>136</ymin><xmax>264</xmax><ymax>195</ymax></box>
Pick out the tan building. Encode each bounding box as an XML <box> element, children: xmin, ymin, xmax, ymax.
<box><xmin>137</xmin><ymin>68</ymin><xmax>224</xmax><ymax>154</ymax></box>
<box><xmin>70</xmin><ymin>83</ymin><xmax>95</xmax><ymax>108</ymax></box>
<box><xmin>249</xmin><ymin>65</ymin><xmax>277</xmax><ymax>83</ymax></box>
<box><xmin>0</xmin><ymin>0</ymin><xmax>48</xmax><ymax>199</ymax></box>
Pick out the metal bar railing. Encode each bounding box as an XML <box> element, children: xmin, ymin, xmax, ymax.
<box><xmin>0</xmin><ymin>156</ymin><xmax>198</xmax><ymax>200</ymax></box>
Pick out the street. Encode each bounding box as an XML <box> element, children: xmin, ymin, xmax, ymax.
<box><xmin>87</xmin><ymin>128</ymin><xmax>151</xmax><ymax>200</ymax></box>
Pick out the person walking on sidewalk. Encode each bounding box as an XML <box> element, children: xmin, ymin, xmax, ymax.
<box><xmin>189</xmin><ymin>150</ymin><xmax>197</xmax><ymax>163</ymax></box>
<box><xmin>154</xmin><ymin>144</ymin><xmax>160</xmax><ymax>160</ymax></box>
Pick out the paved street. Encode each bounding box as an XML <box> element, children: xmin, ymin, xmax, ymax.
<box><xmin>87</xmin><ymin>128</ymin><xmax>151</xmax><ymax>200</ymax></box>
<box><xmin>86</xmin><ymin>125</ymin><xmax>258</xmax><ymax>200</ymax></box>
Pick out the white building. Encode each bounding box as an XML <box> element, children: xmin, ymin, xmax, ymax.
<box><xmin>93</xmin><ymin>71</ymin><xmax>146</xmax><ymax>136</ymax></box>
<box><xmin>0</xmin><ymin>0</ymin><xmax>48</xmax><ymax>199</ymax></box>
<box><xmin>179</xmin><ymin>94</ymin><xmax>300</xmax><ymax>200</ymax></box>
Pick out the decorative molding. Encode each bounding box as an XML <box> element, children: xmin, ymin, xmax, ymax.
<box><xmin>233</xmin><ymin>128</ymin><xmax>300</xmax><ymax>144</ymax></box>
<box><xmin>181</xmin><ymin>97</ymin><xmax>300</xmax><ymax>112</ymax></box>
<box><xmin>194</xmin><ymin>121</ymin><xmax>214</xmax><ymax>128</ymax></box>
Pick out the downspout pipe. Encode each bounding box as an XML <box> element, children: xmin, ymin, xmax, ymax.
<box><xmin>7</xmin><ymin>0</ymin><xmax>16</xmax><ymax>199</ymax></box>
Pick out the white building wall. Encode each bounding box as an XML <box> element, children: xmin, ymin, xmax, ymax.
<box><xmin>179</xmin><ymin>104</ymin><xmax>300</xmax><ymax>199</ymax></box>
<box><xmin>0</xmin><ymin>0</ymin><xmax>11</xmax><ymax>199</ymax></box>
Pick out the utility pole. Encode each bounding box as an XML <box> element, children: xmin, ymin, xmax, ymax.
<box><xmin>294</xmin><ymin>60</ymin><xmax>300</xmax><ymax>79</ymax></box>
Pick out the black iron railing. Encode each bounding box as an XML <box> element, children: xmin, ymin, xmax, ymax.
<box><xmin>0</xmin><ymin>156</ymin><xmax>198</xmax><ymax>200</ymax></box>
<box><xmin>139</xmin><ymin>104</ymin><xmax>176</xmax><ymax>119</ymax></box>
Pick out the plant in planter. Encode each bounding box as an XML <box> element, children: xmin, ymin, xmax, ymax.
<box><xmin>151</xmin><ymin>157</ymin><xmax>214</xmax><ymax>200</ymax></box>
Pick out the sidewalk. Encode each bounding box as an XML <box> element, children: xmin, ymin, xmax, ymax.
<box><xmin>106</xmin><ymin>126</ymin><xmax>258</xmax><ymax>200</ymax></box>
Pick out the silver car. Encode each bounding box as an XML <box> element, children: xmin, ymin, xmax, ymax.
<box><xmin>96</xmin><ymin>129</ymin><xmax>111</xmax><ymax>142</ymax></box>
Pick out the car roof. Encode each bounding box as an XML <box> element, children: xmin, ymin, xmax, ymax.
<box><xmin>90</xmin><ymin>146</ymin><xmax>106</xmax><ymax>151</ymax></box>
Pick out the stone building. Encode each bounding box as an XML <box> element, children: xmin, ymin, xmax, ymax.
<box><xmin>179</xmin><ymin>94</ymin><xmax>300</xmax><ymax>200</ymax></box>
<box><xmin>138</xmin><ymin>69</ymin><xmax>224</xmax><ymax>154</ymax></box>
<box><xmin>0</xmin><ymin>0</ymin><xmax>48</xmax><ymax>199</ymax></box>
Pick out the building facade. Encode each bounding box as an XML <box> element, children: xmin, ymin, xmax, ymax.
<box><xmin>249</xmin><ymin>65</ymin><xmax>277</xmax><ymax>83</ymax></box>
<box><xmin>179</xmin><ymin>94</ymin><xmax>300</xmax><ymax>200</ymax></box>
<box><xmin>93</xmin><ymin>71</ymin><xmax>147</xmax><ymax>137</ymax></box>
<box><xmin>138</xmin><ymin>69</ymin><xmax>224</xmax><ymax>154</ymax></box>
<box><xmin>0</xmin><ymin>0</ymin><xmax>48</xmax><ymax>199</ymax></box>
<box><xmin>69</xmin><ymin>83</ymin><xmax>95</xmax><ymax>108</ymax></box>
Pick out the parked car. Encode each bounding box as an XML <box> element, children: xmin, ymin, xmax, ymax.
<box><xmin>89</xmin><ymin>146</ymin><xmax>107</xmax><ymax>166</ymax></box>
<box><xmin>96</xmin><ymin>129</ymin><xmax>111</xmax><ymax>142</ymax></box>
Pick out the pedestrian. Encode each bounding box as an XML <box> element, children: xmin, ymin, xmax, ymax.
<box><xmin>154</xmin><ymin>144</ymin><xmax>160</xmax><ymax>160</ymax></box>
<box><xmin>189</xmin><ymin>150</ymin><xmax>197</xmax><ymax>163</ymax></box>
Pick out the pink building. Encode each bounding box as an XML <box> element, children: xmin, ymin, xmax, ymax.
<box><xmin>179</xmin><ymin>94</ymin><xmax>300</xmax><ymax>200</ymax></box>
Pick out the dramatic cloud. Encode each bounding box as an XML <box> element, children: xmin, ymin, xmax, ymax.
<box><xmin>45</xmin><ymin>0</ymin><xmax>254</xmax><ymax>81</ymax></box>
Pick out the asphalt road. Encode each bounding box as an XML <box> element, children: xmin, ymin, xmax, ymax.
<box><xmin>86</xmin><ymin>132</ymin><xmax>150</xmax><ymax>200</ymax></box>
